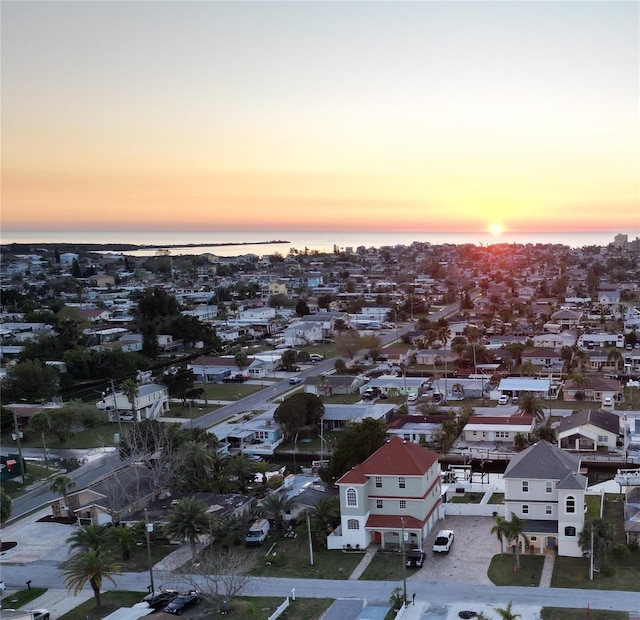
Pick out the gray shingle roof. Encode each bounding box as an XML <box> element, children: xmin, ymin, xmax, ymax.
<box><xmin>503</xmin><ymin>441</ymin><xmax>586</xmax><ymax>490</ymax></box>
<box><xmin>557</xmin><ymin>409</ymin><xmax>620</xmax><ymax>435</ymax></box>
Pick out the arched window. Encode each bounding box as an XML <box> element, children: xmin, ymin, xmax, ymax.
<box><xmin>565</xmin><ymin>526</ymin><xmax>576</xmax><ymax>537</ymax></box>
<box><xmin>565</xmin><ymin>496</ymin><xmax>575</xmax><ymax>513</ymax></box>
<box><xmin>348</xmin><ymin>519</ymin><xmax>359</xmax><ymax>530</ymax></box>
<box><xmin>346</xmin><ymin>487</ymin><xmax>357</xmax><ymax>507</ymax></box>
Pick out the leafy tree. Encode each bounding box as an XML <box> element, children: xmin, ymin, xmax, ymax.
<box><xmin>48</xmin><ymin>406</ymin><xmax>81</xmax><ymax>443</ymax></box>
<box><xmin>334</xmin><ymin>330</ymin><xmax>362</xmax><ymax>359</ymax></box>
<box><xmin>274</xmin><ymin>393</ymin><xmax>324</xmax><ymax>440</ymax></box>
<box><xmin>18</xmin><ymin>335</ymin><xmax>65</xmax><ymax>364</ymax></box>
<box><xmin>579</xmin><ymin>518</ymin><xmax>616</xmax><ymax>575</ymax></box>
<box><xmin>360</xmin><ymin>334</ymin><xmax>382</xmax><ymax>361</ymax></box>
<box><xmin>62</xmin><ymin>547</ymin><xmax>122</xmax><ymax>608</ymax></box>
<box><xmin>334</xmin><ymin>359</ymin><xmax>348</xmax><ymax>375</ymax></box>
<box><xmin>234</xmin><ymin>349</ymin><xmax>248</xmax><ymax>370</ymax></box>
<box><xmin>491</xmin><ymin>515</ymin><xmax>508</xmax><ymax>556</ymax></box>
<box><xmin>134</xmin><ymin>287</ymin><xmax>180</xmax><ymax>325</ymax></box>
<box><xmin>268</xmin><ymin>294</ymin><xmax>289</xmax><ymax>309</ymax></box>
<box><xmin>165</xmin><ymin>496</ymin><xmax>211</xmax><ymax>562</ymax></box>
<box><xmin>280</xmin><ymin>349</ymin><xmax>298</xmax><ymax>372</ymax></box>
<box><xmin>517</xmin><ymin>392</ymin><xmax>545</xmax><ymax>422</ymax></box>
<box><xmin>0</xmin><ymin>486</ymin><xmax>12</xmax><ymax>523</ymax></box>
<box><xmin>163</xmin><ymin>367</ymin><xmax>197</xmax><ymax>406</ymax></box>
<box><xmin>301</xmin><ymin>497</ymin><xmax>340</xmax><ymax>548</ymax></box>
<box><xmin>50</xmin><ymin>473</ymin><xmax>76</xmax><ymax>508</ymax></box>
<box><xmin>71</xmin><ymin>258</ymin><xmax>82</xmax><ymax>278</ymax></box>
<box><xmin>2</xmin><ymin>359</ymin><xmax>60</xmax><ymax>403</ymax></box>
<box><xmin>295</xmin><ymin>299</ymin><xmax>310</xmax><ymax>316</ymax></box>
<box><xmin>320</xmin><ymin>418</ymin><xmax>387</xmax><ymax>484</ymax></box>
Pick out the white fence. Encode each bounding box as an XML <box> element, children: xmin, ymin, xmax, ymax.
<box><xmin>267</xmin><ymin>597</ymin><xmax>290</xmax><ymax>620</ymax></box>
<box><xmin>443</xmin><ymin>503</ymin><xmax>502</xmax><ymax>517</ymax></box>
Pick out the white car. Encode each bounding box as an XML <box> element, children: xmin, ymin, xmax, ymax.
<box><xmin>432</xmin><ymin>529</ymin><xmax>454</xmax><ymax>553</ymax></box>
<box><xmin>498</xmin><ymin>395</ymin><xmax>509</xmax><ymax>405</ymax></box>
<box><xmin>407</xmin><ymin>393</ymin><xmax>418</xmax><ymax>403</ymax></box>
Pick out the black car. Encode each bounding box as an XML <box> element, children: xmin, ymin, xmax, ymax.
<box><xmin>405</xmin><ymin>548</ymin><xmax>425</xmax><ymax>568</ymax></box>
<box><xmin>164</xmin><ymin>591</ymin><xmax>201</xmax><ymax>615</ymax></box>
<box><xmin>142</xmin><ymin>590</ymin><xmax>179</xmax><ymax>611</ymax></box>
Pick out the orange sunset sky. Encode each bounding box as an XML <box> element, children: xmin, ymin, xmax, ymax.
<box><xmin>2</xmin><ymin>1</ymin><xmax>639</xmax><ymax>235</ymax></box>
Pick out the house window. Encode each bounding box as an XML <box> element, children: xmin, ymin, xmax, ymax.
<box><xmin>546</xmin><ymin>482</ymin><xmax>553</xmax><ymax>493</ymax></box>
<box><xmin>565</xmin><ymin>526</ymin><xmax>576</xmax><ymax>536</ymax></box>
<box><xmin>598</xmin><ymin>435</ymin><xmax>608</xmax><ymax>443</ymax></box>
<box><xmin>566</xmin><ymin>496</ymin><xmax>575</xmax><ymax>513</ymax></box>
<box><xmin>399</xmin><ymin>477</ymin><xmax>406</xmax><ymax>489</ymax></box>
<box><xmin>376</xmin><ymin>499</ymin><xmax>383</xmax><ymax>509</ymax></box>
<box><xmin>522</xmin><ymin>481</ymin><xmax>529</xmax><ymax>493</ymax></box>
<box><xmin>399</xmin><ymin>500</ymin><xmax>407</xmax><ymax>510</ymax></box>
<box><xmin>545</xmin><ymin>505</ymin><xmax>552</xmax><ymax>515</ymax></box>
<box><xmin>375</xmin><ymin>476</ymin><xmax>382</xmax><ymax>488</ymax></box>
<box><xmin>346</xmin><ymin>488</ymin><xmax>357</xmax><ymax>507</ymax></box>
<box><xmin>522</xmin><ymin>505</ymin><xmax>529</xmax><ymax>515</ymax></box>
<box><xmin>347</xmin><ymin>519</ymin><xmax>359</xmax><ymax>530</ymax></box>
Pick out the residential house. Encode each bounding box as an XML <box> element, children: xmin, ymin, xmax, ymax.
<box><xmin>462</xmin><ymin>415</ymin><xmax>535</xmax><ymax>445</ymax></box>
<box><xmin>521</xmin><ymin>348</ymin><xmax>564</xmax><ymax>373</ymax></box>
<box><xmin>187</xmin><ymin>356</ymin><xmax>238</xmax><ymax>382</ymax></box>
<box><xmin>283</xmin><ymin>321</ymin><xmax>324</xmax><ymax>347</ymax></box>
<box><xmin>96</xmin><ymin>383</ymin><xmax>169</xmax><ymax>422</ymax></box>
<box><xmin>577</xmin><ymin>333</ymin><xmax>625</xmax><ymax>350</ymax></box>
<box><xmin>549</xmin><ymin>309</ymin><xmax>583</xmax><ymax>329</ymax></box>
<box><xmin>305</xmin><ymin>373</ymin><xmax>367</xmax><ymax>397</ymax></box>
<box><xmin>496</xmin><ymin>377</ymin><xmax>554</xmax><ymax>400</ymax></box>
<box><xmin>327</xmin><ymin>437</ymin><xmax>441</xmax><ymax>551</ymax></box>
<box><xmin>320</xmin><ymin>403</ymin><xmax>395</xmax><ymax>432</ymax></box>
<box><xmin>503</xmin><ymin>440</ymin><xmax>588</xmax><ymax>557</ymax></box>
<box><xmin>531</xmin><ymin>332</ymin><xmax>575</xmax><ymax>350</ymax></box>
<box><xmin>362</xmin><ymin>375</ymin><xmax>429</xmax><ymax>399</ymax></box>
<box><xmin>562</xmin><ymin>375</ymin><xmax>622</xmax><ymax>404</ymax></box>
<box><xmin>386</xmin><ymin>414</ymin><xmax>451</xmax><ymax>445</ymax></box>
<box><xmin>211</xmin><ymin>410</ymin><xmax>284</xmax><ymax>457</ymax></box>
<box><xmin>557</xmin><ymin>409</ymin><xmax>620</xmax><ymax>452</ymax></box>
<box><xmin>622</xmin><ymin>485</ymin><xmax>640</xmax><ymax>545</ymax></box>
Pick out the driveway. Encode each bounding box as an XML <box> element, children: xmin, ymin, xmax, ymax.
<box><xmin>408</xmin><ymin>516</ymin><xmax>501</xmax><ymax>585</ymax></box>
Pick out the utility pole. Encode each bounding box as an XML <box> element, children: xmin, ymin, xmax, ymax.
<box><xmin>110</xmin><ymin>378</ymin><xmax>123</xmax><ymax>438</ymax></box>
<box><xmin>307</xmin><ymin>514</ymin><xmax>314</xmax><ymax>566</ymax></box>
<box><xmin>145</xmin><ymin>508</ymin><xmax>156</xmax><ymax>593</ymax></box>
<box><xmin>401</xmin><ymin>517</ymin><xmax>407</xmax><ymax>605</ymax></box>
<box><xmin>11</xmin><ymin>410</ymin><xmax>26</xmax><ymax>484</ymax></box>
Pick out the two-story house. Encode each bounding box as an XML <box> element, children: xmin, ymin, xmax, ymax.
<box><xmin>327</xmin><ymin>438</ymin><xmax>441</xmax><ymax>551</ymax></box>
<box><xmin>503</xmin><ymin>440</ymin><xmax>587</xmax><ymax>557</ymax></box>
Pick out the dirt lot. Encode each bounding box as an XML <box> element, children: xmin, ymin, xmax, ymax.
<box><xmin>408</xmin><ymin>515</ymin><xmax>501</xmax><ymax>584</ymax></box>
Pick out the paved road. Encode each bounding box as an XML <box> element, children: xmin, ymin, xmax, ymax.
<box><xmin>2</xmin><ymin>564</ymin><xmax>638</xmax><ymax>614</ymax></box>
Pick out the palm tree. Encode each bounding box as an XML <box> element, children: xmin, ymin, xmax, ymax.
<box><xmin>495</xmin><ymin>601</ymin><xmax>521</xmax><ymax>620</ymax></box>
<box><xmin>225</xmin><ymin>454</ymin><xmax>257</xmax><ymax>494</ymax></box>
<box><xmin>30</xmin><ymin>411</ymin><xmax>52</xmax><ymax>470</ymax></box>
<box><xmin>463</xmin><ymin>325</ymin><xmax>481</xmax><ymax>374</ymax></box>
<box><xmin>579</xmin><ymin>518</ymin><xmax>616</xmax><ymax>574</ymax></box>
<box><xmin>108</xmin><ymin>525</ymin><xmax>138</xmax><ymax>561</ymax></box>
<box><xmin>504</xmin><ymin>515</ymin><xmax>529</xmax><ymax>571</ymax></box>
<box><xmin>606</xmin><ymin>348</ymin><xmax>623</xmax><ymax>373</ymax></box>
<box><xmin>437</xmin><ymin>323</ymin><xmax>451</xmax><ymax>402</ymax></box>
<box><xmin>178</xmin><ymin>441</ymin><xmax>216</xmax><ymax>490</ymax></box>
<box><xmin>517</xmin><ymin>392</ymin><xmax>545</xmax><ymax>423</ymax></box>
<box><xmin>303</xmin><ymin>497</ymin><xmax>340</xmax><ymax>548</ymax></box>
<box><xmin>120</xmin><ymin>378</ymin><xmax>139</xmax><ymax>421</ymax></box>
<box><xmin>572</xmin><ymin>348</ymin><xmax>589</xmax><ymax>372</ymax></box>
<box><xmin>165</xmin><ymin>496</ymin><xmax>211</xmax><ymax>562</ymax></box>
<box><xmin>67</xmin><ymin>524</ymin><xmax>111</xmax><ymax>552</ymax></box>
<box><xmin>50</xmin><ymin>473</ymin><xmax>76</xmax><ymax>513</ymax></box>
<box><xmin>62</xmin><ymin>547</ymin><xmax>122</xmax><ymax>607</ymax></box>
<box><xmin>260</xmin><ymin>492</ymin><xmax>296</xmax><ymax>531</ymax></box>
<box><xmin>212</xmin><ymin>513</ymin><xmax>252</xmax><ymax>550</ymax></box>
<box><xmin>491</xmin><ymin>515</ymin><xmax>508</xmax><ymax>556</ymax></box>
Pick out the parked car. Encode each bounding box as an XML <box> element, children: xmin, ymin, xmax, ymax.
<box><xmin>31</xmin><ymin>611</ymin><xmax>50</xmax><ymax>620</ymax></box>
<box><xmin>407</xmin><ymin>393</ymin><xmax>419</xmax><ymax>403</ymax></box>
<box><xmin>245</xmin><ymin>518</ymin><xmax>270</xmax><ymax>546</ymax></box>
<box><xmin>289</xmin><ymin>377</ymin><xmax>302</xmax><ymax>385</ymax></box>
<box><xmin>432</xmin><ymin>529</ymin><xmax>455</xmax><ymax>553</ymax></box>
<box><xmin>142</xmin><ymin>589</ymin><xmax>179</xmax><ymax>611</ymax></box>
<box><xmin>164</xmin><ymin>591</ymin><xmax>201</xmax><ymax>615</ymax></box>
<box><xmin>498</xmin><ymin>395</ymin><xmax>509</xmax><ymax>405</ymax></box>
<box><xmin>309</xmin><ymin>353</ymin><xmax>324</xmax><ymax>362</ymax></box>
<box><xmin>405</xmin><ymin>548</ymin><xmax>425</xmax><ymax>568</ymax></box>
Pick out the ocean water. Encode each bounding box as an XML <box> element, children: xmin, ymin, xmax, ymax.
<box><xmin>1</xmin><ymin>229</ymin><xmax>636</xmax><ymax>257</ymax></box>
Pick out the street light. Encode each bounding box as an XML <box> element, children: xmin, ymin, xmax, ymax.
<box><xmin>144</xmin><ymin>508</ymin><xmax>156</xmax><ymax>593</ymax></box>
<box><xmin>401</xmin><ymin>517</ymin><xmax>407</xmax><ymax>605</ymax></box>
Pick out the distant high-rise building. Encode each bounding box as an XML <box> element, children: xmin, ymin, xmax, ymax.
<box><xmin>614</xmin><ymin>233</ymin><xmax>628</xmax><ymax>249</ymax></box>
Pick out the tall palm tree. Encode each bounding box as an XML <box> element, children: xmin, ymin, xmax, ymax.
<box><xmin>303</xmin><ymin>497</ymin><xmax>340</xmax><ymax>548</ymax></box>
<box><xmin>606</xmin><ymin>348</ymin><xmax>623</xmax><ymax>373</ymax></box>
<box><xmin>463</xmin><ymin>325</ymin><xmax>481</xmax><ymax>374</ymax></box>
<box><xmin>225</xmin><ymin>454</ymin><xmax>257</xmax><ymax>494</ymax></box>
<box><xmin>62</xmin><ymin>547</ymin><xmax>122</xmax><ymax>608</ymax></box>
<box><xmin>505</xmin><ymin>515</ymin><xmax>529</xmax><ymax>571</ymax></box>
<box><xmin>260</xmin><ymin>492</ymin><xmax>296</xmax><ymax>531</ymax></box>
<box><xmin>165</xmin><ymin>496</ymin><xmax>211</xmax><ymax>562</ymax></box>
<box><xmin>490</xmin><ymin>515</ymin><xmax>508</xmax><ymax>556</ymax></box>
<box><xmin>178</xmin><ymin>441</ymin><xmax>216</xmax><ymax>490</ymax></box>
<box><xmin>120</xmin><ymin>378</ymin><xmax>139</xmax><ymax>421</ymax></box>
<box><xmin>67</xmin><ymin>524</ymin><xmax>111</xmax><ymax>552</ymax></box>
<box><xmin>495</xmin><ymin>601</ymin><xmax>521</xmax><ymax>620</ymax></box>
<box><xmin>30</xmin><ymin>411</ymin><xmax>52</xmax><ymax>470</ymax></box>
<box><xmin>517</xmin><ymin>392</ymin><xmax>545</xmax><ymax>423</ymax></box>
<box><xmin>437</xmin><ymin>323</ymin><xmax>451</xmax><ymax>402</ymax></box>
<box><xmin>50</xmin><ymin>473</ymin><xmax>76</xmax><ymax>513</ymax></box>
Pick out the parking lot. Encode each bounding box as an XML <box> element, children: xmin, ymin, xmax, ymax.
<box><xmin>408</xmin><ymin>516</ymin><xmax>501</xmax><ymax>584</ymax></box>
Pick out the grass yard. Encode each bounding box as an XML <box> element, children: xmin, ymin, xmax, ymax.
<box><xmin>165</xmin><ymin>402</ymin><xmax>221</xmax><ymax>419</ymax></box>
<box><xmin>2</xmin><ymin>463</ymin><xmax>62</xmax><ymax>499</ymax></box>
<box><xmin>0</xmin><ymin>588</ymin><xmax>47</xmax><ymax>609</ymax></box>
<box><xmin>199</xmin><ymin>383</ymin><xmax>267</xmax><ymax>401</ymax></box>
<box><xmin>216</xmin><ymin>596</ymin><xmax>333</xmax><ymax>620</ymax></box>
<box><xmin>58</xmin><ymin>591</ymin><xmax>146</xmax><ymax>620</ymax></box>
<box><xmin>487</xmin><ymin>553</ymin><xmax>545</xmax><ymax>586</ymax></box>
<box><xmin>321</xmin><ymin>393</ymin><xmax>363</xmax><ymax>405</ymax></box>
<box><xmin>359</xmin><ymin>550</ymin><xmax>405</xmax><ymax>581</ymax></box>
<box><xmin>249</xmin><ymin>537</ymin><xmax>363</xmax><ymax>580</ymax></box>
<box><xmin>541</xmin><ymin>609</ymin><xmax>628</xmax><ymax>620</ymax></box>
<box><xmin>450</xmin><ymin>492</ymin><xmax>484</xmax><ymax>504</ymax></box>
<box><xmin>20</xmin><ymin>423</ymin><xmax>120</xmax><ymax>450</ymax></box>
<box><xmin>488</xmin><ymin>492</ymin><xmax>504</xmax><ymax>504</ymax></box>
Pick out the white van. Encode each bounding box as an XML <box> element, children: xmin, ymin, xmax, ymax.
<box><xmin>245</xmin><ymin>518</ymin><xmax>270</xmax><ymax>546</ymax></box>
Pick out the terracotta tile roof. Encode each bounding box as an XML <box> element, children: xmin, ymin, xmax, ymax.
<box><xmin>337</xmin><ymin>437</ymin><xmax>439</xmax><ymax>483</ymax></box>
<box><xmin>365</xmin><ymin>514</ymin><xmax>425</xmax><ymax>529</ymax></box>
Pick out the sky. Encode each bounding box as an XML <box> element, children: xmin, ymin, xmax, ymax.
<box><xmin>2</xmin><ymin>1</ymin><xmax>639</xmax><ymax>236</ymax></box>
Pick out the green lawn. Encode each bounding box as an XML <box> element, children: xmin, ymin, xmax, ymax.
<box><xmin>585</xmin><ymin>493</ymin><xmax>603</xmax><ymax>520</ymax></box>
<box><xmin>1</xmin><ymin>588</ymin><xmax>47</xmax><ymax>609</ymax></box>
<box><xmin>450</xmin><ymin>492</ymin><xmax>484</xmax><ymax>504</ymax></box>
<box><xmin>2</xmin><ymin>463</ymin><xmax>62</xmax><ymax>499</ymax></box>
<box><xmin>488</xmin><ymin>492</ymin><xmax>504</xmax><ymax>504</ymax></box>
<box><xmin>541</xmin><ymin>609</ymin><xmax>628</xmax><ymax>620</ymax></box>
<box><xmin>249</xmin><ymin>537</ymin><xmax>363</xmax><ymax>580</ymax></box>
<box><xmin>359</xmin><ymin>550</ymin><xmax>405</xmax><ymax>581</ymax></box>
<box><xmin>487</xmin><ymin>553</ymin><xmax>545</xmax><ymax>586</ymax></box>
<box><xmin>218</xmin><ymin>596</ymin><xmax>333</xmax><ymax>620</ymax></box>
<box><xmin>20</xmin><ymin>423</ymin><xmax>120</xmax><ymax>450</ymax></box>
<box><xmin>58</xmin><ymin>591</ymin><xmax>146</xmax><ymax>620</ymax></box>
<box><xmin>199</xmin><ymin>383</ymin><xmax>267</xmax><ymax>401</ymax></box>
<box><xmin>165</xmin><ymin>402</ymin><xmax>221</xmax><ymax>419</ymax></box>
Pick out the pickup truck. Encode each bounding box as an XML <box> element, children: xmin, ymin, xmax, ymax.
<box><xmin>405</xmin><ymin>548</ymin><xmax>425</xmax><ymax>568</ymax></box>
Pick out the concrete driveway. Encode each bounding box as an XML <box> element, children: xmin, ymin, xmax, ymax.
<box><xmin>408</xmin><ymin>516</ymin><xmax>501</xmax><ymax>585</ymax></box>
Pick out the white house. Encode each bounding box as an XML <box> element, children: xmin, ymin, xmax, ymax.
<box><xmin>96</xmin><ymin>383</ymin><xmax>169</xmax><ymax>422</ymax></box>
